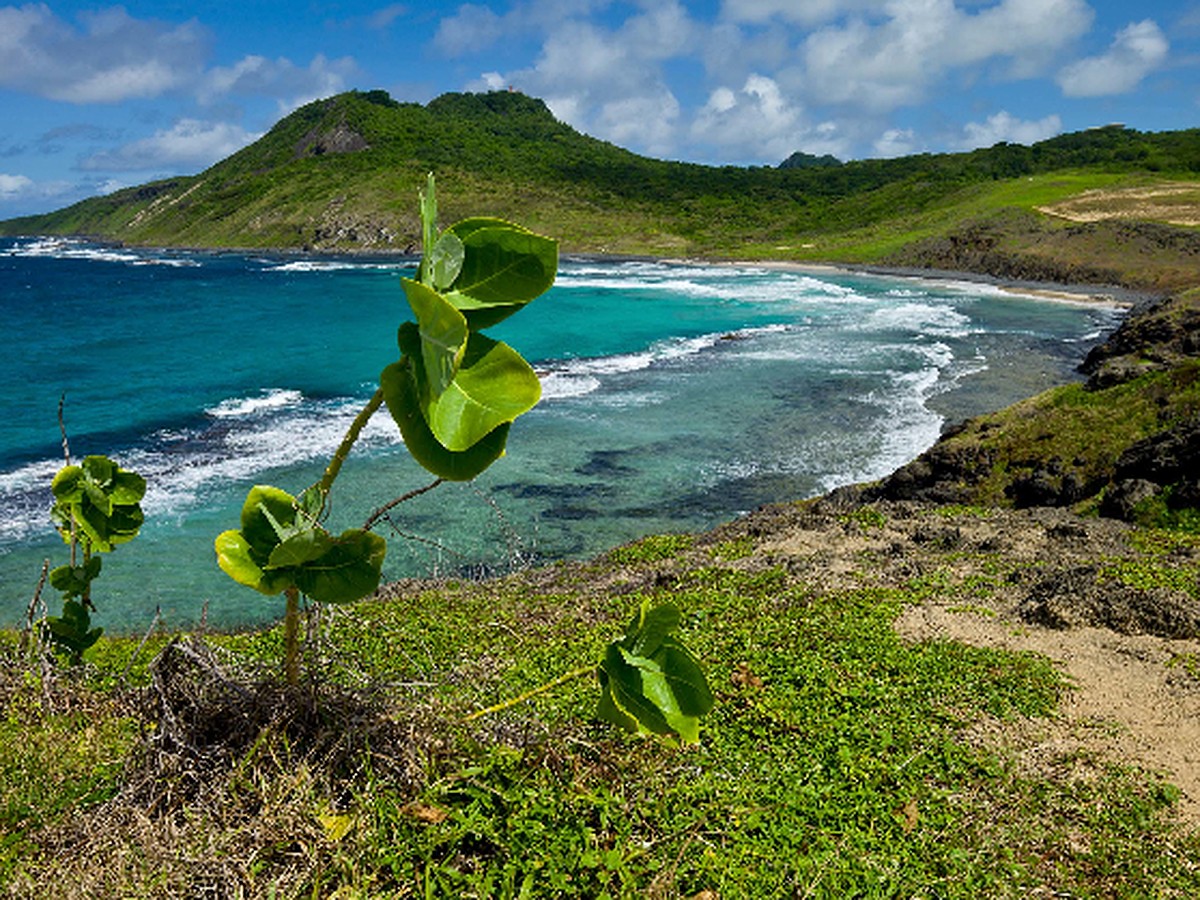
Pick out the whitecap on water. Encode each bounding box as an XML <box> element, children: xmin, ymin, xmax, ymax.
<box><xmin>206</xmin><ymin>388</ymin><xmax>305</xmax><ymax>418</ymax></box>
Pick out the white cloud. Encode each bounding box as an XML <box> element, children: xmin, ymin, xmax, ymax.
<box><xmin>200</xmin><ymin>53</ymin><xmax>357</xmax><ymax>110</ymax></box>
<box><xmin>468</xmin><ymin>2</ymin><xmax>698</xmax><ymax>156</ymax></box>
<box><xmin>0</xmin><ymin>5</ymin><xmax>208</xmax><ymax>103</ymax></box>
<box><xmin>958</xmin><ymin>111</ymin><xmax>1062</xmax><ymax>149</ymax></box>
<box><xmin>596</xmin><ymin>91</ymin><xmax>681</xmax><ymax>157</ymax></box>
<box><xmin>874</xmin><ymin>128</ymin><xmax>918</xmax><ymax>158</ymax></box>
<box><xmin>433</xmin><ymin>4</ymin><xmax>506</xmax><ymax>55</ymax></box>
<box><xmin>80</xmin><ymin>119</ymin><xmax>260</xmax><ymax>172</ymax></box>
<box><xmin>367</xmin><ymin>4</ymin><xmax>408</xmax><ymax>30</ymax></box>
<box><xmin>719</xmin><ymin>0</ymin><xmax>880</xmax><ymax>27</ymax></box>
<box><xmin>794</xmin><ymin>0</ymin><xmax>1093</xmax><ymax>112</ymax></box>
<box><xmin>692</xmin><ymin>74</ymin><xmax>846</xmax><ymax>162</ymax></box>
<box><xmin>0</xmin><ymin>173</ymin><xmax>35</xmax><ymax>198</ymax></box>
<box><xmin>1057</xmin><ymin>20</ymin><xmax>1169</xmax><ymax>98</ymax></box>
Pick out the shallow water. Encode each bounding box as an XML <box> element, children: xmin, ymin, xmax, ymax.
<box><xmin>0</xmin><ymin>238</ymin><xmax>1121</xmax><ymax>631</ymax></box>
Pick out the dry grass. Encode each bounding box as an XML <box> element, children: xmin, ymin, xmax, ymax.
<box><xmin>3</xmin><ymin>636</ymin><xmax>461</xmax><ymax>898</ymax></box>
<box><xmin>1037</xmin><ymin>181</ymin><xmax>1200</xmax><ymax>226</ymax></box>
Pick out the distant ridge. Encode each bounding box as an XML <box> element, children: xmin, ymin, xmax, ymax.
<box><xmin>2</xmin><ymin>89</ymin><xmax>1198</xmax><ymax>272</ymax></box>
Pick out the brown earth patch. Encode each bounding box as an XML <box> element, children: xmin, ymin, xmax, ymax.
<box><xmin>1037</xmin><ymin>183</ymin><xmax>1200</xmax><ymax>226</ymax></box>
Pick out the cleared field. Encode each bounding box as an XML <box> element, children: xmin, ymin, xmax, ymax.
<box><xmin>1037</xmin><ymin>180</ymin><xmax>1200</xmax><ymax>226</ymax></box>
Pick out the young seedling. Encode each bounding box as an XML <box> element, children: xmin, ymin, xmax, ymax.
<box><xmin>215</xmin><ymin>174</ymin><xmax>555</xmax><ymax>683</ymax></box>
<box><xmin>46</xmin><ymin>454</ymin><xmax>146</xmax><ymax>664</ymax></box>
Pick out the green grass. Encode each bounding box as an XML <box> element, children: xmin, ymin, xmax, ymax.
<box><xmin>2</xmin><ymin>539</ymin><xmax>1197</xmax><ymax>897</ymax></box>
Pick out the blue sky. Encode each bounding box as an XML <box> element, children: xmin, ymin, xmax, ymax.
<box><xmin>1</xmin><ymin>0</ymin><xmax>1197</xmax><ymax>217</ymax></box>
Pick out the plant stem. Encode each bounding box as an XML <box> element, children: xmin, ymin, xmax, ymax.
<box><xmin>317</xmin><ymin>388</ymin><xmax>384</xmax><ymax>498</ymax></box>
<box><xmin>462</xmin><ymin>664</ymin><xmax>596</xmax><ymax>723</ymax></box>
<box><xmin>363</xmin><ymin>477</ymin><xmax>444</xmax><ymax>531</ymax></box>
<box><xmin>284</xmin><ymin>586</ymin><xmax>300</xmax><ymax>686</ymax></box>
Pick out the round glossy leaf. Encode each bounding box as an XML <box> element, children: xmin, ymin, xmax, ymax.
<box><xmin>294</xmin><ymin>528</ymin><xmax>387</xmax><ymax>604</ymax></box>
<box><xmin>423</xmin><ymin>333</ymin><xmax>541</xmax><ymax>452</ymax></box>
<box><xmin>380</xmin><ymin>360</ymin><xmax>509</xmax><ymax>480</ymax></box>
<box><xmin>402</xmin><ymin>278</ymin><xmax>468</xmax><ymax>397</ymax></box>
<box><xmin>443</xmin><ymin>218</ymin><xmax>558</xmax><ymax>329</ymax></box>
<box><xmin>215</xmin><ymin>529</ymin><xmax>293</xmax><ymax>596</ymax></box>
<box><xmin>238</xmin><ymin>485</ymin><xmax>299</xmax><ymax>558</ymax></box>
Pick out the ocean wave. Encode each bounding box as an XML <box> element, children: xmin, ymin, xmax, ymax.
<box><xmin>0</xmin><ymin>237</ymin><xmax>197</xmax><ymax>267</ymax></box>
<box><xmin>263</xmin><ymin>259</ymin><xmax>411</xmax><ymax>274</ymax></box>
<box><xmin>536</xmin><ymin>323</ymin><xmax>790</xmax><ymax>400</ymax></box>
<box><xmin>557</xmin><ymin>263</ymin><xmax>863</xmax><ymax>306</ymax></box>
<box><xmin>206</xmin><ymin>388</ymin><xmax>305</xmax><ymax>418</ymax></box>
<box><xmin>856</xmin><ymin>301</ymin><xmax>975</xmax><ymax>338</ymax></box>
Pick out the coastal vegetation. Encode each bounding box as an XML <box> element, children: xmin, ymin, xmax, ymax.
<box><xmin>2</xmin><ymin>89</ymin><xmax>1200</xmax><ymax>896</ymax></box>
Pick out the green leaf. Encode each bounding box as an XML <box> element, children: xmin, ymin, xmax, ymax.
<box><xmin>443</xmin><ymin>219</ymin><xmax>558</xmax><ymax>329</ymax></box>
<box><xmin>267</xmin><ymin>528</ymin><xmax>335</xmax><ymax>569</ymax></box>
<box><xmin>597</xmin><ymin>643</ymin><xmax>674</xmax><ymax>738</ymax></box>
<box><xmin>109</xmin><ymin>470</ymin><xmax>147</xmax><ymax>504</ymax></box>
<box><xmin>294</xmin><ymin>528</ymin><xmax>387</xmax><ymax>604</ymax></box>
<box><xmin>418</xmin><ymin>172</ymin><xmax>438</xmax><ymax>285</ymax></box>
<box><xmin>621</xmin><ymin>602</ymin><xmax>681</xmax><ymax>657</ymax></box>
<box><xmin>215</xmin><ymin>530</ymin><xmax>292</xmax><ymax>596</ymax></box>
<box><xmin>402</xmin><ymin>278</ymin><xmax>468</xmax><ymax>397</ymax></box>
<box><xmin>239</xmin><ymin>485</ymin><xmax>300</xmax><ymax>558</ymax></box>
<box><xmin>50</xmin><ymin>465</ymin><xmax>84</xmax><ymax>502</ymax></box>
<box><xmin>49</xmin><ymin>557</ymin><xmax>102</xmax><ymax>598</ymax></box>
<box><xmin>423</xmin><ymin>333</ymin><xmax>541</xmax><ymax>452</ymax></box>
<box><xmin>380</xmin><ymin>360</ymin><xmax>509</xmax><ymax>480</ymax></box>
<box><xmin>44</xmin><ymin>599</ymin><xmax>103</xmax><ymax>661</ymax></box>
<box><xmin>49</xmin><ymin>455</ymin><xmax>145</xmax><ymax>553</ymax></box>
<box><xmin>428</xmin><ymin>231</ymin><xmax>465</xmax><ymax>291</ymax></box>
<box><xmin>596</xmin><ymin>601</ymin><xmax>714</xmax><ymax>744</ymax></box>
<box><xmin>656</xmin><ymin>638</ymin><xmax>715</xmax><ymax>718</ymax></box>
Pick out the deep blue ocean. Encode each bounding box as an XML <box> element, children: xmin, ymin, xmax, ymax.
<box><xmin>0</xmin><ymin>236</ymin><xmax>1121</xmax><ymax>631</ymax></box>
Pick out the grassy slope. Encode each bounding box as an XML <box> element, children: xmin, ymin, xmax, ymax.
<box><xmin>3</xmin><ymin>515</ymin><xmax>1199</xmax><ymax>897</ymax></box>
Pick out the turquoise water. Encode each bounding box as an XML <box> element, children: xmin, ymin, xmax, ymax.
<box><xmin>0</xmin><ymin>237</ymin><xmax>1121</xmax><ymax>631</ymax></box>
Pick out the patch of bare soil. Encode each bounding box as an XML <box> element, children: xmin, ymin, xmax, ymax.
<box><xmin>706</xmin><ymin>496</ymin><xmax>1200</xmax><ymax>828</ymax></box>
<box><xmin>897</xmin><ymin>605</ymin><xmax>1200</xmax><ymax>827</ymax></box>
<box><xmin>1037</xmin><ymin>183</ymin><xmax>1200</xmax><ymax>226</ymax></box>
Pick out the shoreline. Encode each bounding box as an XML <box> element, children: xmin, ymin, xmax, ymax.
<box><xmin>659</xmin><ymin>255</ymin><xmax>1155</xmax><ymax>309</ymax></box>
<box><xmin>5</xmin><ymin>233</ymin><xmax>1164</xmax><ymax>311</ymax></box>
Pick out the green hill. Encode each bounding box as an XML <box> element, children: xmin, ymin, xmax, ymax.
<box><xmin>3</xmin><ymin>89</ymin><xmax>1199</xmax><ymax>283</ymax></box>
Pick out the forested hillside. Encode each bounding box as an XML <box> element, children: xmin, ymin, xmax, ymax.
<box><xmin>2</xmin><ymin>89</ymin><xmax>1198</xmax><ymax>267</ymax></box>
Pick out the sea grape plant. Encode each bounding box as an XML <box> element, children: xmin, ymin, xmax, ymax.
<box><xmin>465</xmin><ymin>598</ymin><xmax>715</xmax><ymax>745</ymax></box>
<box><xmin>597</xmin><ymin>600</ymin><xmax>714</xmax><ymax>744</ymax></box>
<box><xmin>46</xmin><ymin>454</ymin><xmax>145</xmax><ymax>663</ymax></box>
<box><xmin>215</xmin><ymin>174</ymin><xmax>555</xmax><ymax>682</ymax></box>
<box><xmin>213</xmin><ymin>175</ymin><xmax>714</xmax><ymax>740</ymax></box>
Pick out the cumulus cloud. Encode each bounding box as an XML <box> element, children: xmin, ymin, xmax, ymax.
<box><xmin>691</xmin><ymin>75</ymin><xmax>852</xmax><ymax>162</ymax></box>
<box><xmin>433</xmin><ymin>3</ymin><xmax>507</xmax><ymax>55</ymax></box>
<box><xmin>1057</xmin><ymin>20</ymin><xmax>1169</xmax><ymax>97</ymax></box>
<box><xmin>468</xmin><ymin>2</ymin><xmax>698</xmax><ymax>154</ymax></box>
<box><xmin>719</xmin><ymin>0</ymin><xmax>880</xmax><ymax>27</ymax></box>
<box><xmin>958</xmin><ymin>111</ymin><xmax>1062</xmax><ymax>149</ymax></box>
<box><xmin>200</xmin><ymin>53</ymin><xmax>357</xmax><ymax>110</ymax></box>
<box><xmin>80</xmin><ymin>119</ymin><xmax>260</xmax><ymax>172</ymax></box>
<box><xmin>0</xmin><ymin>5</ymin><xmax>208</xmax><ymax>103</ymax></box>
<box><xmin>0</xmin><ymin>173</ymin><xmax>35</xmax><ymax>198</ymax></box>
<box><xmin>795</xmin><ymin>0</ymin><xmax>1094</xmax><ymax>111</ymax></box>
<box><xmin>367</xmin><ymin>4</ymin><xmax>408</xmax><ymax>30</ymax></box>
<box><xmin>874</xmin><ymin>128</ymin><xmax>918</xmax><ymax>158</ymax></box>
<box><xmin>693</xmin><ymin>74</ymin><xmax>808</xmax><ymax>161</ymax></box>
